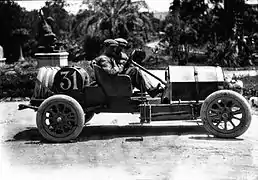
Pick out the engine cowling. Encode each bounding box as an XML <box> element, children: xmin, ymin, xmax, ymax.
<box><xmin>162</xmin><ymin>65</ymin><xmax>225</xmax><ymax>102</ymax></box>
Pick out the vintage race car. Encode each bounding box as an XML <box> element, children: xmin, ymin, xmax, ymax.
<box><xmin>19</xmin><ymin>51</ymin><xmax>252</xmax><ymax>142</ymax></box>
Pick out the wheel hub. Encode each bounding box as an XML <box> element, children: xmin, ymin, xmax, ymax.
<box><xmin>57</xmin><ymin>116</ymin><xmax>62</xmax><ymax>123</ymax></box>
<box><xmin>222</xmin><ymin>112</ymin><xmax>229</xmax><ymax>120</ymax></box>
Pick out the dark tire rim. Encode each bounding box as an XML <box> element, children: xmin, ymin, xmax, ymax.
<box><xmin>42</xmin><ymin>102</ymin><xmax>79</xmax><ymax>138</ymax></box>
<box><xmin>206</xmin><ymin>97</ymin><xmax>246</xmax><ymax>134</ymax></box>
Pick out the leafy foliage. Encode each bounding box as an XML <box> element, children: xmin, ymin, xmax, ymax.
<box><xmin>162</xmin><ymin>0</ymin><xmax>258</xmax><ymax>66</ymax></box>
<box><xmin>69</xmin><ymin>0</ymin><xmax>154</xmax><ymax>61</ymax></box>
<box><xmin>0</xmin><ymin>1</ymin><xmax>25</xmax><ymax>63</ymax></box>
<box><xmin>73</xmin><ymin>0</ymin><xmax>153</xmax><ymax>39</ymax></box>
<box><xmin>82</xmin><ymin>34</ymin><xmax>104</xmax><ymax>60</ymax></box>
<box><xmin>0</xmin><ymin>61</ymin><xmax>37</xmax><ymax>98</ymax></box>
<box><xmin>0</xmin><ymin>0</ymin><xmax>258</xmax><ymax>67</ymax></box>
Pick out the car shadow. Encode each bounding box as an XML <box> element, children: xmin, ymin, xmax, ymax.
<box><xmin>7</xmin><ymin>124</ymin><xmax>205</xmax><ymax>143</ymax></box>
<box><xmin>7</xmin><ymin>124</ymin><xmax>242</xmax><ymax>144</ymax></box>
<box><xmin>78</xmin><ymin>124</ymin><xmax>207</xmax><ymax>142</ymax></box>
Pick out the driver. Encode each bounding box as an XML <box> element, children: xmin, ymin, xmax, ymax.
<box><xmin>92</xmin><ymin>39</ymin><xmax>122</xmax><ymax>75</ymax></box>
<box><xmin>93</xmin><ymin>39</ymin><xmax>163</xmax><ymax>98</ymax></box>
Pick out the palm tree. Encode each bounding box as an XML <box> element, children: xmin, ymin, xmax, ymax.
<box><xmin>73</xmin><ymin>0</ymin><xmax>153</xmax><ymax>39</ymax></box>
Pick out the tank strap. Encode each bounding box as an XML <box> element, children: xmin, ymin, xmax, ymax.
<box><xmin>35</xmin><ymin>78</ymin><xmax>55</xmax><ymax>95</ymax></box>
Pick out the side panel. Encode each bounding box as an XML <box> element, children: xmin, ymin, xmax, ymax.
<box><xmin>198</xmin><ymin>82</ymin><xmax>220</xmax><ymax>100</ymax></box>
<box><xmin>168</xmin><ymin>66</ymin><xmax>195</xmax><ymax>82</ymax></box>
<box><xmin>171</xmin><ymin>82</ymin><xmax>197</xmax><ymax>101</ymax></box>
<box><xmin>195</xmin><ymin>66</ymin><xmax>224</xmax><ymax>82</ymax></box>
<box><xmin>168</xmin><ymin>65</ymin><xmax>224</xmax><ymax>82</ymax></box>
<box><xmin>140</xmin><ymin>104</ymin><xmax>201</xmax><ymax>122</ymax></box>
<box><xmin>83</xmin><ymin>86</ymin><xmax>106</xmax><ymax>107</ymax></box>
<box><xmin>166</xmin><ymin>66</ymin><xmax>225</xmax><ymax>102</ymax></box>
<box><xmin>169</xmin><ymin>82</ymin><xmax>221</xmax><ymax>101</ymax></box>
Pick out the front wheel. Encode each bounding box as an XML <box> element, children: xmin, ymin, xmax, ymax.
<box><xmin>200</xmin><ymin>90</ymin><xmax>252</xmax><ymax>138</ymax></box>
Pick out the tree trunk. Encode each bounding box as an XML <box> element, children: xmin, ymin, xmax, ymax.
<box><xmin>18</xmin><ymin>45</ymin><xmax>25</xmax><ymax>62</ymax></box>
<box><xmin>185</xmin><ymin>44</ymin><xmax>189</xmax><ymax>65</ymax></box>
<box><xmin>214</xmin><ymin>32</ymin><xmax>217</xmax><ymax>45</ymax></box>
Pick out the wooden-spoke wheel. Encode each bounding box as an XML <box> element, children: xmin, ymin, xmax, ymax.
<box><xmin>36</xmin><ymin>95</ymin><xmax>85</xmax><ymax>142</ymax></box>
<box><xmin>201</xmin><ymin>90</ymin><xmax>252</xmax><ymax>138</ymax></box>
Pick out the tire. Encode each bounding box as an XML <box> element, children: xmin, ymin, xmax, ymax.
<box><xmin>200</xmin><ymin>90</ymin><xmax>252</xmax><ymax>138</ymax></box>
<box><xmin>36</xmin><ymin>94</ymin><xmax>85</xmax><ymax>142</ymax></box>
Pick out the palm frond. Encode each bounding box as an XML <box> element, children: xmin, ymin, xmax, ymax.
<box><xmin>131</xmin><ymin>0</ymin><xmax>149</xmax><ymax>9</ymax></box>
<box><xmin>77</xmin><ymin>0</ymin><xmax>154</xmax><ymax>39</ymax></box>
<box><xmin>140</xmin><ymin>13</ymin><xmax>154</xmax><ymax>31</ymax></box>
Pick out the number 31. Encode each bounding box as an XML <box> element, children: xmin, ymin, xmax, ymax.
<box><xmin>60</xmin><ymin>71</ymin><xmax>78</xmax><ymax>90</ymax></box>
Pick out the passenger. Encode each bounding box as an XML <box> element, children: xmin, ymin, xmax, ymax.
<box><xmin>93</xmin><ymin>39</ymin><xmax>163</xmax><ymax>97</ymax></box>
<box><xmin>114</xmin><ymin>38</ymin><xmax>129</xmax><ymax>71</ymax></box>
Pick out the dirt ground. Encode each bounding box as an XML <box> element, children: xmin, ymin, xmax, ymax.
<box><xmin>0</xmin><ymin>102</ymin><xmax>258</xmax><ymax>180</ymax></box>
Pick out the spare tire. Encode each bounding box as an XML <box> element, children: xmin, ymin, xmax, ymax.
<box><xmin>33</xmin><ymin>66</ymin><xmax>60</xmax><ymax>99</ymax></box>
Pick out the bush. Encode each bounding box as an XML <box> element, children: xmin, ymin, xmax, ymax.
<box><xmin>66</xmin><ymin>34</ymin><xmax>105</xmax><ymax>62</ymax></box>
<box><xmin>205</xmin><ymin>40</ymin><xmax>251</xmax><ymax>67</ymax></box>
<box><xmin>83</xmin><ymin>34</ymin><xmax>104</xmax><ymax>61</ymax></box>
<box><xmin>0</xmin><ymin>60</ymin><xmax>37</xmax><ymax>98</ymax></box>
<box><xmin>70</xmin><ymin>60</ymin><xmax>95</xmax><ymax>82</ymax></box>
<box><xmin>0</xmin><ymin>58</ymin><xmax>97</xmax><ymax>99</ymax></box>
<box><xmin>59</xmin><ymin>39</ymin><xmax>84</xmax><ymax>62</ymax></box>
<box><xmin>238</xmin><ymin>75</ymin><xmax>258</xmax><ymax>98</ymax></box>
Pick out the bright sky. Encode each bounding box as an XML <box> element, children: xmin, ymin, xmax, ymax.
<box><xmin>14</xmin><ymin>0</ymin><xmax>258</xmax><ymax>14</ymax></box>
<box><xmin>15</xmin><ymin>0</ymin><xmax>172</xmax><ymax>14</ymax></box>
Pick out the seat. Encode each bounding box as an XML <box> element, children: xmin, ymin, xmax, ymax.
<box><xmin>93</xmin><ymin>65</ymin><xmax>133</xmax><ymax>97</ymax></box>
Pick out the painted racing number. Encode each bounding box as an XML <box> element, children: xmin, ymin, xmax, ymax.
<box><xmin>60</xmin><ymin>71</ymin><xmax>78</xmax><ymax>90</ymax></box>
<box><xmin>54</xmin><ymin>68</ymin><xmax>84</xmax><ymax>93</ymax></box>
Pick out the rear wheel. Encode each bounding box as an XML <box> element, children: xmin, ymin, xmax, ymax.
<box><xmin>201</xmin><ymin>90</ymin><xmax>252</xmax><ymax>138</ymax></box>
<box><xmin>36</xmin><ymin>95</ymin><xmax>85</xmax><ymax>142</ymax></box>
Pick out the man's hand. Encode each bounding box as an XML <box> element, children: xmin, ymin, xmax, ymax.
<box><xmin>117</xmin><ymin>64</ymin><xmax>124</xmax><ymax>73</ymax></box>
<box><xmin>130</xmin><ymin>49</ymin><xmax>146</xmax><ymax>64</ymax></box>
<box><xmin>123</xmin><ymin>58</ymin><xmax>132</xmax><ymax>71</ymax></box>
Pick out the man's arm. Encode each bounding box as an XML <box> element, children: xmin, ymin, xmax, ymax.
<box><xmin>116</xmin><ymin>52</ymin><xmax>129</xmax><ymax>73</ymax></box>
<box><xmin>96</xmin><ymin>56</ymin><xmax>120</xmax><ymax>75</ymax></box>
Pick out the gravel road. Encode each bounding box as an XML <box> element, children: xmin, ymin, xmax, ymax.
<box><xmin>0</xmin><ymin>102</ymin><xmax>258</xmax><ymax>180</ymax></box>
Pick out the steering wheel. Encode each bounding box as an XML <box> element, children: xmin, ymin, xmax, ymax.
<box><xmin>129</xmin><ymin>49</ymin><xmax>146</xmax><ymax>64</ymax></box>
